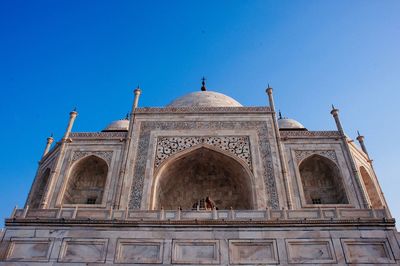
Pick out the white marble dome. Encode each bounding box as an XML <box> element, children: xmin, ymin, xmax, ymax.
<box><xmin>103</xmin><ymin>119</ymin><xmax>129</xmax><ymax>131</ymax></box>
<box><xmin>278</xmin><ymin>118</ymin><xmax>305</xmax><ymax>130</ymax></box>
<box><xmin>167</xmin><ymin>91</ymin><xmax>242</xmax><ymax>107</ymax></box>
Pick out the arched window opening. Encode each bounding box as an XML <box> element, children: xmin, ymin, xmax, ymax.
<box><xmin>360</xmin><ymin>166</ymin><xmax>382</xmax><ymax>208</ymax></box>
<box><xmin>299</xmin><ymin>155</ymin><xmax>348</xmax><ymax>205</ymax></box>
<box><xmin>62</xmin><ymin>156</ymin><xmax>108</xmax><ymax>205</ymax></box>
<box><xmin>30</xmin><ymin>168</ymin><xmax>51</xmax><ymax>209</ymax></box>
<box><xmin>154</xmin><ymin>147</ymin><xmax>254</xmax><ymax>210</ymax></box>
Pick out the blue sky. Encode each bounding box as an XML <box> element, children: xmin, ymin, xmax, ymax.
<box><xmin>0</xmin><ymin>1</ymin><xmax>399</xmax><ymax>225</ymax></box>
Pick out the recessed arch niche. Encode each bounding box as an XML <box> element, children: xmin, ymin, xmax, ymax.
<box><xmin>30</xmin><ymin>168</ymin><xmax>51</xmax><ymax>209</ymax></box>
<box><xmin>62</xmin><ymin>155</ymin><xmax>108</xmax><ymax>205</ymax></box>
<box><xmin>360</xmin><ymin>166</ymin><xmax>382</xmax><ymax>208</ymax></box>
<box><xmin>152</xmin><ymin>146</ymin><xmax>255</xmax><ymax>210</ymax></box>
<box><xmin>299</xmin><ymin>154</ymin><xmax>348</xmax><ymax>205</ymax></box>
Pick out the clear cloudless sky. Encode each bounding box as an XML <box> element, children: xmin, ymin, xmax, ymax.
<box><xmin>0</xmin><ymin>1</ymin><xmax>399</xmax><ymax>226</ymax></box>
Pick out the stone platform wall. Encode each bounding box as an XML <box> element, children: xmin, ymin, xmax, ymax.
<box><xmin>1</xmin><ymin>222</ymin><xmax>399</xmax><ymax>265</ymax></box>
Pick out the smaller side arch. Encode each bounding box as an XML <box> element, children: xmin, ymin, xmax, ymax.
<box><xmin>299</xmin><ymin>154</ymin><xmax>348</xmax><ymax>205</ymax></box>
<box><xmin>62</xmin><ymin>155</ymin><xmax>108</xmax><ymax>205</ymax></box>
<box><xmin>30</xmin><ymin>168</ymin><xmax>51</xmax><ymax>209</ymax></box>
<box><xmin>360</xmin><ymin>166</ymin><xmax>383</xmax><ymax>208</ymax></box>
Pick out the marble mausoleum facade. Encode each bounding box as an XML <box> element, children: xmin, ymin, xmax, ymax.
<box><xmin>0</xmin><ymin>84</ymin><xmax>399</xmax><ymax>265</ymax></box>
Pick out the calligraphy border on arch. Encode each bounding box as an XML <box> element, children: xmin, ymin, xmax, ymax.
<box><xmin>154</xmin><ymin>136</ymin><xmax>253</xmax><ymax>171</ymax></box>
<box><xmin>71</xmin><ymin>151</ymin><xmax>113</xmax><ymax>166</ymax></box>
<box><xmin>295</xmin><ymin>150</ymin><xmax>338</xmax><ymax>165</ymax></box>
<box><xmin>129</xmin><ymin>121</ymin><xmax>279</xmax><ymax>209</ymax></box>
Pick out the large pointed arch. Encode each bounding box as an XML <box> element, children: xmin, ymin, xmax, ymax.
<box><xmin>299</xmin><ymin>154</ymin><xmax>348</xmax><ymax>205</ymax></box>
<box><xmin>360</xmin><ymin>166</ymin><xmax>382</xmax><ymax>208</ymax></box>
<box><xmin>62</xmin><ymin>155</ymin><xmax>108</xmax><ymax>205</ymax></box>
<box><xmin>151</xmin><ymin>145</ymin><xmax>256</xmax><ymax>210</ymax></box>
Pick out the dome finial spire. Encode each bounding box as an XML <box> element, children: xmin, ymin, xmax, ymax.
<box><xmin>201</xmin><ymin>77</ymin><xmax>207</xmax><ymax>91</ymax></box>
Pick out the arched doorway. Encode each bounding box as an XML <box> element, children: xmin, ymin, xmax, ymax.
<box><xmin>62</xmin><ymin>155</ymin><xmax>108</xmax><ymax>205</ymax></box>
<box><xmin>360</xmin><ymin>166</ymin><xmax>382</xmax><ymax>208</ymax></box>
<box><xmin>152</xmin><ymin>146</ymin><xmax>254</xmax><ymax>210</ymax></box>
<box><xmin>299</xmin><ymin>155</ymin><xmax>348</xmax><ymax>205</ymax></box>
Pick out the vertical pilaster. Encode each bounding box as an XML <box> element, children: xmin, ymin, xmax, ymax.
<box><xmin>41</xmin><ymin>134</ymin><xmax>54</xmax><ymax>158</ymax></box>
<box><xmin>330</xmin><ymin>106</ymin><xmax>369</xmax><ymax>208</ymax></box>
<box><xmin>356</xmin><ymin>131</ymin><xmax>369</xmax><ymax>158</ymax></box>
<box><xmin>266</xmin><ymin>86</ymin><xmax>293</xmax><ymax>210</ymax></box>
<box><xmin>63</xmin><ymin>110</ymin><xmax>78</xmax><ymax>140</ymax></box>
<box><xmin>330</xmin><ymin>105</ymin><xmax>345</xmax><ymax>134</ymax></box>
<box><xmin>133</xmin><ymin>87</ymin><xmax>142</xmax><ymax>110</ymax></box>
<box><xmin>356</xmin><ymin>131</ymin><xmax>390</xmax><ymax>212</ymax></box>
<box><xmin>40</xmin><ymin>109</ymin><xmax>78</xmax><ymax>208</ymax></box>
<box><xmin>115</xmin><ymin>87</ymin><xmax>142</xmax><ymax>209</ymax></box>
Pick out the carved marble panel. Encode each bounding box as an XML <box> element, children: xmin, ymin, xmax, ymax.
<box><xmin>155</xmin><ymin>136</ymin><xmax>252</xmax><ymax>170</ymax></box>
<box><xmin>6</xmin><ymin>238</ymin><xmax>53</xmax><ymax>262</ymax></box>
<box><xmin>341</xmin><ymin>238</ymin><xmax>395</xmax><ymax>264</ymax></box>
<box><xmin>172</xmin><ymin>240</ymin><xmax>220</xmax><ymax>264</ymax></box>
<box><xmin>115</xmin><ymin>239</ymin><xmax>163</xmax><ymax>264</ymax></box>
<box><xmin>58</xmin><ymin>238</ymin><xmax>108</xmax><ymax>263</ymax></box>
<box><xmin>129</xmin><ymin>121</ymin><xmax>278</xmax><ymax>209</ymax></box>
<box><xmin>0</xmin><ymin>241</ymin><xmax>9</xmax><ymax>261</ymax></box>
<box><xmin>229</xmin><ymin>239</ymin><xmax>278</xmax><ymax>264</ymax></box>
<box><xmin>286</xmin><ymin>239</ymin><xmax>336</xmax><ymax>264</ymax></box>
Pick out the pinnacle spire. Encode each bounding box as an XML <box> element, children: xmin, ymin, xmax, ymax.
<box><xmin>201</xmin><ymin>77</ymin><xmax>207</xmax><ymax>91</ymax></box>
<box><xmin>134</xmin><ymin>85</ymin><xmax>141</xmax><ymax>93</ymax></box>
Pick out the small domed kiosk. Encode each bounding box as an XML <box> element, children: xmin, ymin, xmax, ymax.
<box><xmin>277</xmin><ymin>112</ymin><xmax>306</xmax><ymax>131</ymax></box>
<box><xmin>102</xmin><ymin>119</ymin><xmax>129</xmax><ymax>132</ymax></box>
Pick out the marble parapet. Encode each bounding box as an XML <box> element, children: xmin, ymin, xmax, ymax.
<box><xmin>6</xmin><ymin>207</ymin><xmax>392</xmax><ymax>225</ymax></box>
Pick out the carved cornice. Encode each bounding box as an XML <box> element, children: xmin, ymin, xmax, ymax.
<box><xmin>155</xmin><ymin>136</ymin><xmax>252</xmax><ymax>170</ymax></box>
<box><xmin>70</xmin><ymin>132</ymin><xmax>127</xmax><ymax>139</ymax></box>
<box><xmin>5</xmin><ymin>218</ymin><xmax>395</xmax><ymax>228</ymax></box>
<box><xmin>39</xmin><ymin>149</ymin><xmax>58</xmax><ymax>170</ymax></box>
<box><xmin>135</xmin><ymin>106</ymin><xmax>272</xmax><ymax>114</ymax></box>
<box><xmin>280</xmin><ymin>131</ymin><xmax>340</xmax><ymax>138</ymax></box>
<box><xmin>39</xmin><ymin>157</ymin><xmax>56</xmax><ymax>174</ymax></box>
<box><xmin>40</xmin><ymin>142</ymin><xmax>60</xmax><ymax>164</ymax></box>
